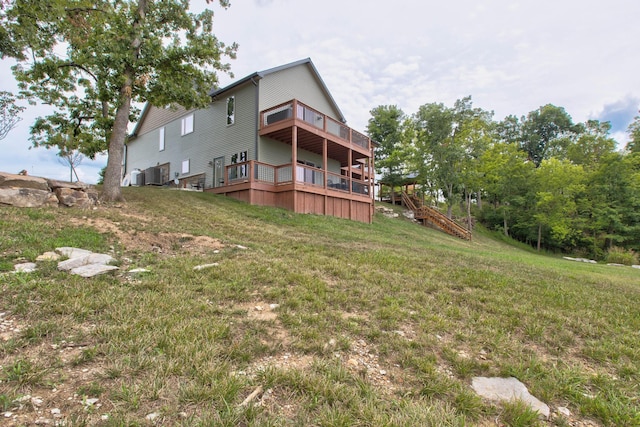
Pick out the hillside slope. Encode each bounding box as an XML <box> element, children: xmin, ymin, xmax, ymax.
<box><xmin>1</xmin><ymin>187</ymin><xmax>638</xmax><ymax>426</ymax></box>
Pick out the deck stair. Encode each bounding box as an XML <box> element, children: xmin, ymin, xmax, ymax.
<box><xmin>401</xmin><ymin>191</ymin><xmax>472</xmax><ymax>240</ymax></box>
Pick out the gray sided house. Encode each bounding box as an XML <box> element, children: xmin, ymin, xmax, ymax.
<box><xmin>125</xmin><ymin>58</ymin><xmax>375</xmax><ymax>223</ymax></box>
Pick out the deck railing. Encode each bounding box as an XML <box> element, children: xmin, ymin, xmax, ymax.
<box><xmin>261</xmin><ymin>100</ymin><xmax>371</xmax><ymax>151</ymax></box>
<box><xmin>295</xmin><ymin>163</ymin><xmax>325</xmax><ymax>187</ymax></box>
<box><xmin>223</xmin><ymin>160</ymin><xmax>370</xmax><ymax>197</ymax></box>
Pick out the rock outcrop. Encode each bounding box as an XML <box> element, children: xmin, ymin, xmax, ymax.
<box><xmin>0</xmin><ymin>171</ymin><xmax>98</xmax><ymax>208</ymax></box>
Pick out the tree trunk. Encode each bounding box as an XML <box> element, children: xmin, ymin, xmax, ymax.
<box><xmin>503</xmin><ymin>213</ymin><xmax>509</xmax><ymax>237</ymax></box>
<box><xmin>466</xmin><ymin>191</ymin><xmax>472</xmax><ymax>231</ymax></box>
<box><xmin>446</xmin><ymin>183</ymin><xmax>453</xmax><ymax>219</ymax></box>
<box><xmin>477</xmin><ymin>191</ymin><xmax>482</xmax><ymax>210</ymax></box>
<box><xmin>101</xmin><ymin>90</ymin><xmax>131</xmax><ymax>202</ymax></box>
<box><xmin>537</xmin><ymin>223</ymin><xmax>542</xmax><ymax>251</ymax></box>
<box><xmin>101</xmin><ymin>0</ymin><xmax>147</xmax><ymax>202</ymax></box>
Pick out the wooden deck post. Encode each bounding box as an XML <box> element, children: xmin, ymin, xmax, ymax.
<box><xmin>292</xmin><ymin>125</ymin><xmax>298</xmax><ymax>212</ymax></box>
<box><xmin>323</xmin><ymin>138</ymin><xmax>328</xmax><ymax>216</ymax></box>
<box><xmin>348</xmin><ymin>148</ymin><xmax>353</xmax><ymax>220</ymax></box>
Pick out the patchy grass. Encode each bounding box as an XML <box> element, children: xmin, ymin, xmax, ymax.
<box><xmin>1</xmin><ymin>186</ymin><xmax>639</xmax><ymax>426</ymax></box>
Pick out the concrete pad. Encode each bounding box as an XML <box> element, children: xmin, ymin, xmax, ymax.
<box><xmin>471</xmin><ymin>377</ymin><xmax>550</xmax><ymax>418</ymax></box>
<box><xmin>70</xmin><ymin>264</ymin><xmax>119</xmax><ymax>278</ymax></box>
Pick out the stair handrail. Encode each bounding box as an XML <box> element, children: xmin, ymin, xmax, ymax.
<box><xmin>402</xmin><ymin>191</ymin><xmax>472</xmax><ymax>240</ymax></box>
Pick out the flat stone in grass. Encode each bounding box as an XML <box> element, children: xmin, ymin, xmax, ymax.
<box><xmin>193</xmin><ymin>263</ymin><xmax>219</xmax><ymax>271</ymax></box>
<box><xmin>14</xmin><ymin>262</ymin><xmax>37</xmax><ymax>273</ymax></box>
<box><xmin>562</xmin><ymin>256</ymin><xmax>597</xmax><ymax>264</ymax></box>
<box><xmin>54</xmin><ymin>247</ymin><xmax>118</xmax><ymax>278</ymax></box>
<box><xmin>36</xmin><ymin>251</ymin><xmax>61</xmax><ymax>261</ymax></box>
<box><xmin>57</xmin><ymin>253</ymin><xmax>115</xmax><ymax>271</ymax></box>
<box><xmin>471</xmin><ymin>376</ymin><xmax>550</xmax><ymax>419</ymax></box>
<box><xmin>70</xmin><ymin>264</ymin><xmax>119</xmax><ymax>278</ymax></box>
<box><xmin>56</xmin><ymin>247</ymin><xmax>93</xmax><ymax>259</ymax></box>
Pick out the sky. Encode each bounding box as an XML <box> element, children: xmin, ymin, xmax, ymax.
<box><xmin>1</xmin><ymin>0</ymin><xmax>639</xmax><ymax>183</ymax></box>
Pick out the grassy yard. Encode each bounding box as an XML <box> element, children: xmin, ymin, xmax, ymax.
<box><xmin>1</xmin><ymin>187</ymin><xmax>638</xmax><ymax>426</ymax></box>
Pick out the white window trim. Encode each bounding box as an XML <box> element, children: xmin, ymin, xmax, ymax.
<box><xmin>159</xmin><ymin>127</ymin><xmax>165</xmax><ymax>151</ymax></box>
<box><xmin>182</xmin><ymin>159</ymin><xmax>190</xmax><ymax>174</ymax></box>
<box><xmin>181</xmin><ymin>114</ymin><xmax>194</xmax><ymax>136</ymax></box>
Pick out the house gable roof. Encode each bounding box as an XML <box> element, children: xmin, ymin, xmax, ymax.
<box><xmin>209</xmin><ymin>58</ymin><xmax>347</xmax><ymax>123</ymax></box>
<box><xmin>130</xmin><ymin>58</ymin><xmax>347</xmax><ymax>140</ymax></box>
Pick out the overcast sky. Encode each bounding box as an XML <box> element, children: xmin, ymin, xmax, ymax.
<box><xmin>1</xmin><ymin>0</ymin><xmax>638</xmax><ymax>183</ymax></box>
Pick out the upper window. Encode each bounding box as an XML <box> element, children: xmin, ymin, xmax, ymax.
<box><xmin>181</xmin><ymin>114</ymin><xmax>194</xmax><ymax>136</ymax></box>
<box><xmin>159</xmin><ymin>127</ymin><xmax>165</xmax><ymax>151</ymax></box>
<box><xmin>226</xmin><ymin>96</ymin><xmax>235</xmax><ymax>125</ymax></box>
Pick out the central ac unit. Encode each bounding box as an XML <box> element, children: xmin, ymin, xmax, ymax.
<box><xmin>145</xmin><ymin>167</ymin><xmax>162</xmax><ymax>185</ymax></box>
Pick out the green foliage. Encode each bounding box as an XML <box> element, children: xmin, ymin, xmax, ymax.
<box><xmin>605</xmin><ymin>247</ymin><xmax>638</xmax><ymax>265</ymax></box>
<box><xmin>409</xmin><ymin>96</ymin><xmax>493</xmax><ymax>216</ymax></box>
<box><xmin>368</xmin><ymin>105</ymin><xmax>409</xmax><ymax>202</ymax></box>
<box><xmin>520</xmin><ymin>104</ymin><xmax>577</xmax><ymax>167</ymax></box>
<box><xmin>374</xmin><ymin>99</ymin><xmax>639</xmax><ymax>255</ymax></box>
<box><xmin>500</xmin><ymin>399</ymin><xmax>544</xmax><ymax>426</ymax></box>
<box><xmin>534</xmin><ymin>158</ymin><xmax>586</xmax><ymax>249</ymax></box>
<box><xmin>627</xmin><ymin>112</ymin><xmax>640</xmax><ymax>153</ymax></box>
<box><xmin>97</xmin><ymin>166</ymin><xmax>106</xmax><ymax>185</ymax></box>
<box><xmin>0</xmin><ymin>90</ymin><xmax>25</xmax><ymax>140</ymax></box>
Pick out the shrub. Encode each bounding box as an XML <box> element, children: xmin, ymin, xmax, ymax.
<box><xmin>605</xmin><ymin>247</ymin><xmax>638</xmax><ymax>266</ymax></box>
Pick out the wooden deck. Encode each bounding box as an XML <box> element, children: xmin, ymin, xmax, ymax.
<box><xmin>209</xmin><ymin>100</ymin><xmax>375</xmax><ymax>223</ymax></box>
<box><xmin>208</xmin><ymin>160</ymin><xmax>373</xmax><ymax>223</ymax></box>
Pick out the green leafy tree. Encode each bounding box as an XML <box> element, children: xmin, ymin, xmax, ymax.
<box><xmin>368</xmin><ymin>105</ymin><xmax>407</xmax><ymax>204</ymax></box>
<box><xmin>583</xmin><ymin>152</ymin><xmax>640</xmax><ymax>254</ymax></box>
<box><xmin>411</xmin><ymin>96</ymin><xmax>491</xmax><ymax>218</ymax></box>
<box><xmin>520</xmin><ymin>104</ymin><xmax>576</xmax><ymax>167</ymax></box>
<box><xmin>2</xmin><ymin>0</ymin><xmax>237</xmax><ymax>201</ymax></box>
<box><xmin>567</xmin><ymin>120</ymin><xmax>616</xmax><ymax>168</ymax></box>
<box><xmin>627</xmin><ymin>112</ymin><xmax>640</xmax><ymax>153</ymax></box>
<box><xmin>534</xmin><ymin>158</ymin><xmax>586</xmax><ymax>251</ymax></box>
<box><xmin>495</xmin><ymin>114</ymin><xmax>521</xmax><ymax>145</ymax></box>
<box><xmin>478</xmin><ymin>142</ymin><xmax>534</xmax><ymax>237</ymax></box>
<box><xmin>411</xmin><ymin>101</ymin><xmax>456</xmax><ymax>216</ymax></box>
<box><xmin>0</xmin><ymin>91</ymin><xmax>25</xmax><ymax>140</ymax></box>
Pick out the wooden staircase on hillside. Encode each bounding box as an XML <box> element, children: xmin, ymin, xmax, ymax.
<box><xmin>401</xmin><ymin>191</ymin><xmax>472</xmax><ymax>240</ymax></box>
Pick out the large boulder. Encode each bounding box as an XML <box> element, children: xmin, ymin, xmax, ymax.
<box><xmin>0</xmin><ymin>187</ymin><xmax>59</xmax><ymax>207</ymax></box>
<box><xmin>46</xmin><ymin>178</ymin><xmax>90</xmax><ymax>191</ymax></box>
<box><xmin>0</xmin><ymin>170</ymin><xmax>98</xmax><ymax>208</ymax></box>
<box><xmin>55</xmin><ymin>187</ymin><xmax>94</xmax><ymax>208</ymax></box>
<box><xmin>0</xmin><ymin>171</ymin><xmax>50</xmax><ymax>191</ymax></box>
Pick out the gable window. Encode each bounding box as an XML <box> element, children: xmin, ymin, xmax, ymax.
<box><xmin>159</xmin><ymin>127</ymin><xmax>165</xmax><ymax>151</ymax></box>
<box><xmin>226</xmin><ymin>96</ymin><xmax>235</xmax><ymax>125</ymax></box>
<box><xmin>181</xmin><ymin>114</ymin><xmax>194</xmax><ymax>136</ymax></box>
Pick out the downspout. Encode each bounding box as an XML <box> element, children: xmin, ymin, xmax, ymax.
<box><xmin>122</xmin><ymin>142</ymin><xmax>128</xmax><ymax>179</ymax></box>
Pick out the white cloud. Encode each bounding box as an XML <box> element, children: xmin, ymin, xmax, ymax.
<box><xmin>383</xmin><ymin>61</ymin><xmax>420</xmax><ymax>78</ymax></box>
<box><xmin>2</xmin><ymin>0</ymin><xmax>639</xmax><ymax>176</ymax></box>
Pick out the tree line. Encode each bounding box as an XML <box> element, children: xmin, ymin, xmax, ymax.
<box><xmin>368</xmin><ymin>98</ymin><xmax>640</xmax><ymax>260</ymax></box>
